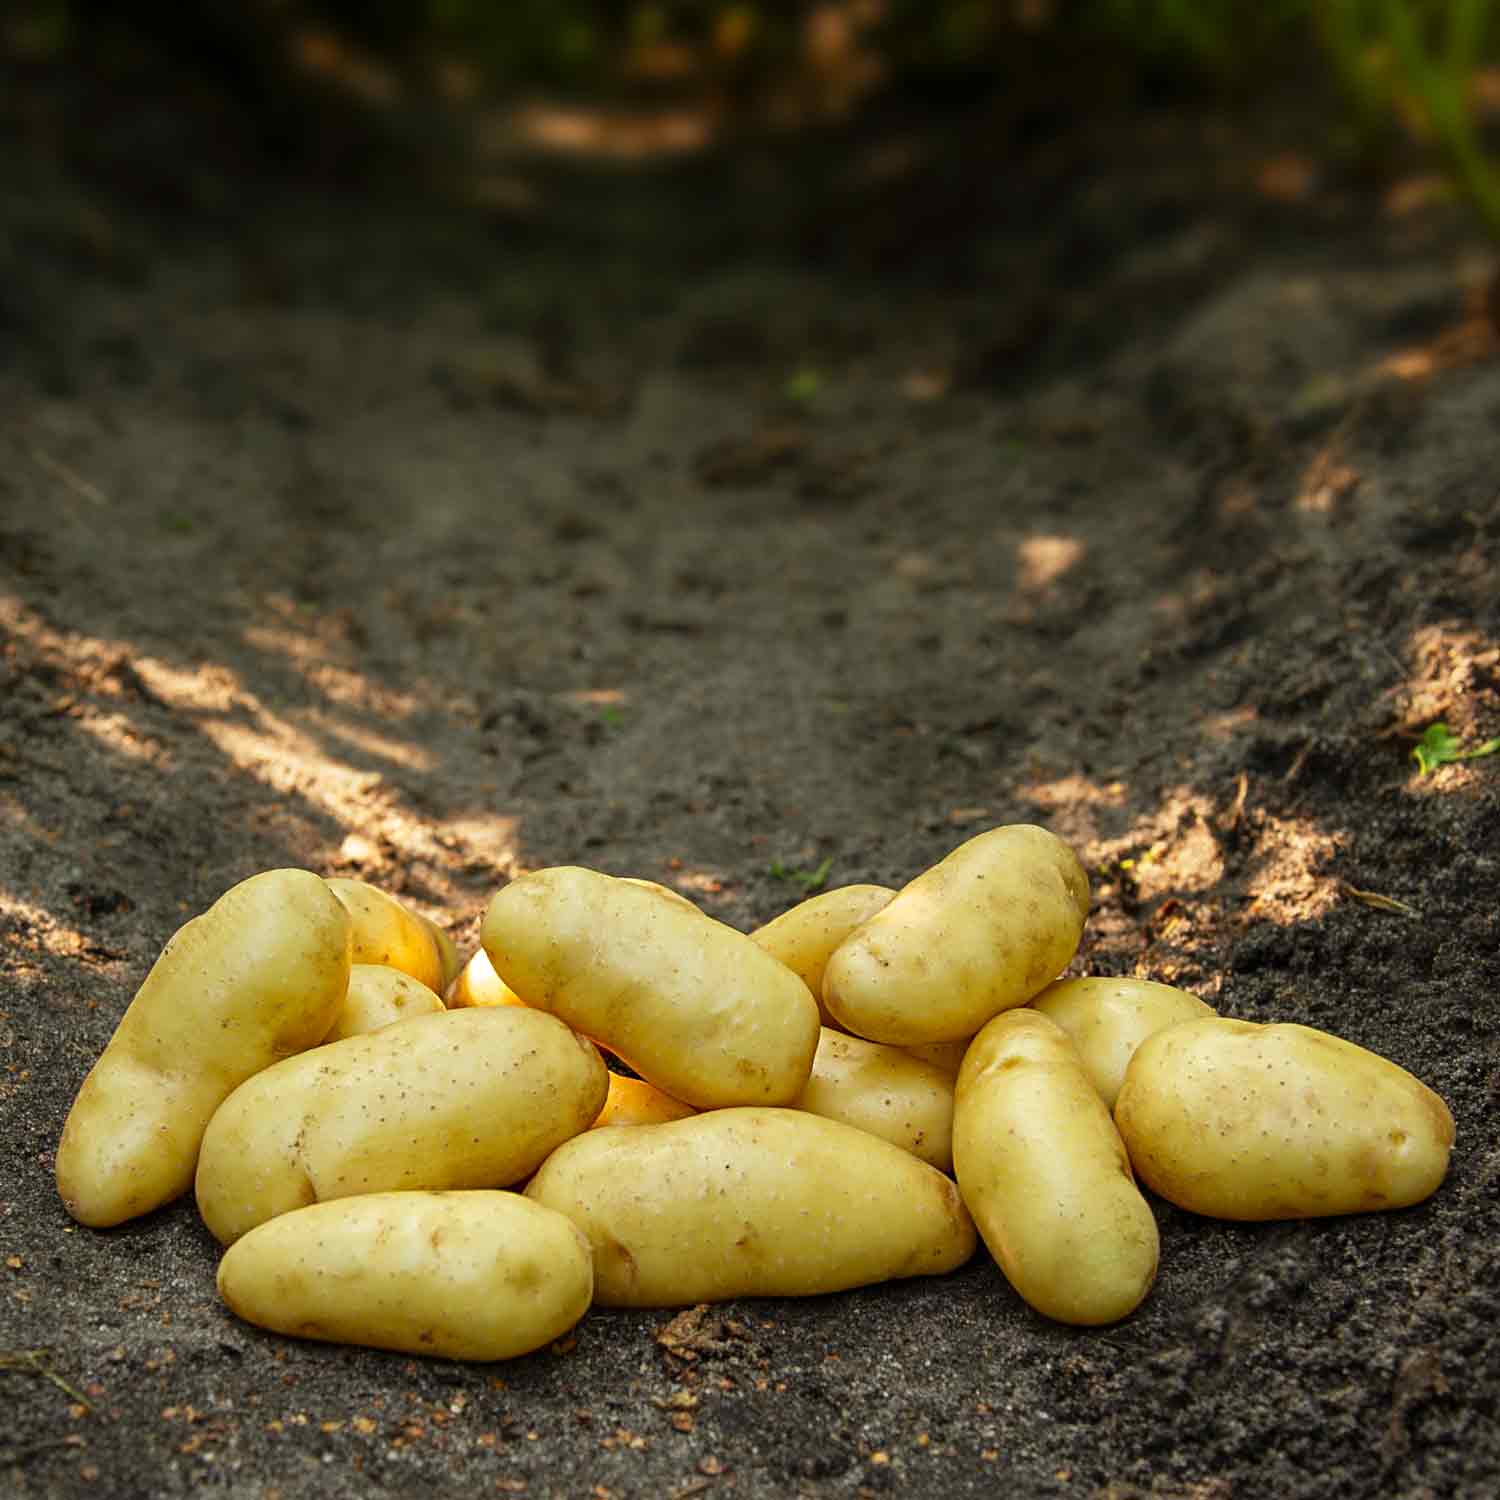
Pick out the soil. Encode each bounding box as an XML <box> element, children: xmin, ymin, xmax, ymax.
<box><xmin>4</xmin><ymin>46</ymin><xmax>1500</xmax><ymax>1500</ymax></box>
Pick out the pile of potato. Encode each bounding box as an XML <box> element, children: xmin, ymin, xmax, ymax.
<box><xmin>54</xmin><ymin>825</ymin><xmax>1455</xmax><ymax>1359</ymax></box>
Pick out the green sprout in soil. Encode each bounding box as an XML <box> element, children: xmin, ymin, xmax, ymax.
<box><xmin>1411</xmin><ymin>721</ymin><xmax>1500</xmax><ymax>774</ymax></box>
<box><xmin>770</xmin><ymin>856</ymin><xmax>833</xmax><ymax>893</ymax></box>
<box><xmin>783</xmin><ymin>367</ymin><xmax>823</xmax><ymax>405</ymax></box>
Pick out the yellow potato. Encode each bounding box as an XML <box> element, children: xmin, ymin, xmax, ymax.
<box><xmin>417</xmin><ymin>916</ymin><xmax>464</xmax><ymax>992</ymax></box>
<box><xmin>1029</xmin><ymin>977</ymin><xmax>1216</xmax><ymax>1109</ymax></box>
<box><xmin>55</xmin><ymin>869</ymin><xmax>351</xmax><ymax>1229</ymax></box>
<box><xmin>750</xmin><ymin>884</ymin><xmax>896</xmax><ymax>1027</ymax></box>
<box><xmin>217</xmin><ymin>1190</ymin><xmax>593</xmax><ymax>1361</ymax></box>
<box><xmin>481</xmin><ymin>866</ymin><xmax>820</xmax><ymax>1109</ymax></box>
<box><xmin>445</xmin><ymin>948</ymin><xmax>528</xmax><ymax>1010</ymax></box>
<box><xmin>1114</xmin><ymin>1018</ymin><xmax>1456</xmax><ymax>1220</ymax></box>
<box><xmin>593</xmin><ymin>1072</ymin><xmax>697</xmax><ymax>1128</ymax></box>
<box><xmin>323</xmin><ymin>964</ymin><xmax>445</xmax><ymax>1042</ymax></box>
<box><xmin>620</xmin><ymin>877</ymin><xmax>702</xmax><ymax>912</ymax></box>
<box><xmin>196</xmin><ymin>1006</ymin><xmax>607</xmax><ymax>1245</ymax></box>
<box><xmin>904</xmin><ymin>1040</ymin><xmax>970</xmax><ymax>1075</ymax></box>
<box><xmin>795</xmin><ymin>1029</ymin><xmax>955</xmax><ymax>1171</ymax></box>
<box><xmin>326</xmin><ymin>878</ymin><xmax>444</xmax><ymax>992</ymax></box>
<box><xmin>823</xmin><ymin>824</ymin><xmax>1090</xmax><ymax>1045</ymax></box>
<box><xmin>525</xmin><ymin>1107</ymin><xmax>975</xmax><ymax>1306</ymax></box>
<box><xmin>954</xmin><ymin>1009</ymin><xmax>1159</xmax><ymax>1325</ymax></box>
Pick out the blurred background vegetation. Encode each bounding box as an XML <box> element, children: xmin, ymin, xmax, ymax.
<box><xmin>4</xmin><ymin>1</ymin><xmax>1500</xmax><ymax>238</ymax></box>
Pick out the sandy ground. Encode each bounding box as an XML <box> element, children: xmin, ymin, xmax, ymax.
<box><xmin>4</xmin><ymin>54</ymin><xmax>1500</xmax><ymax>1500</ymax></box>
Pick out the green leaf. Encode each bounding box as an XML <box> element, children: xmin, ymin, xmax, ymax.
<box><xmin>770</xmin><ymin>856</ymin><xmax>833</xmax><ymax>893</ymax></box>
<box><xmin>1412</xmin><ymin>722</ymin><xmax>1500</xmax><ymax>775</ymax></box>
<box><xmin>783</xmin><ymin>367</ymin><xmax>822</xmax><ymax>404</ymax></box>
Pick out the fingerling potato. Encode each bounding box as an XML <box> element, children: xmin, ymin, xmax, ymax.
<box><xmin>750</xmin><ymin>884</ymin><xmax>896</xmax><ymax>1027</ymax></box>
<box><xmin>954</xmin><ymin>1009</ymin><xmax>1158</xmax><ymax>1325</ymax></box>
<box><xmin>217</xmin><ymin>1190</ymin><xmax>593</xmax><ymax>1361</ymax></box>
<box><xmin>324</xmin><ymin>964</ymin><xmax>445</xmax><ymax>1042</ymax></box>
<box><xmin>445</xmin><ymin>948</ymin><xmax>528</xmax><ymax>1010</ymax></box>
<box><xmin>482</xmin><ymin>866</ymin><xmax>819</xmax><ymax>1109</ymax></box>
<box><xmin>593</xmin><ymin>1072</ymin><xmax>697</xmax><ymax>1128</ymax></box>
<box><xmin>56</xmin><ymin>868</ymin><xmax>352</xmax><ymax>1229</ymax></box>
<box><xmin>795</xmin><ymin>1028</ymin><xmax>955</xmax><ymax>1171</ymax></box>
<box><xmin>823</xmin><ymin>824</ymin><xmax>1089</xmax><ymax>1045</ymax></box>
<box><xmin>1029</xmin><ymin>976</ymin><xmax>1215</xmax><ymax>1109</ymax></box>
<box><xmin>326</xmin><ymin>878</ymin><xmax>444</xmax><ymax>991</ymax></box>
<box><xmin>196</xmin><ymin>1006</ymin><xmax>607</xmax><ymax>1244</ymax></box>
<box><xmin>526</xmin><ymin>1107</ymin><xmax>974</xmax><ymax>1306</ymax></box>
<box><xmin>1114</xmin><ymin>1018</ymin><xmax>1455</xmax><ymax>1220</ymax></box>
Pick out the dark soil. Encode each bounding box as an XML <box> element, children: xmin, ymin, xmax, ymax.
<box><xmin>4</xmin><ymin>46</ymin><xmax>1500</xmax><ymax>1500</ymax></box>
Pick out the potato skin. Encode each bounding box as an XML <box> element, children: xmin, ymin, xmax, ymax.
<box><xmin>1114</xmin><ymin>1018</ymin><xmax>1456</xmax><ymax>1220</ymax></box>
<box><xmin>823</xmin><ymin>825</ymin><xmax>1090</xmax><ymax>1046</ymax></box>
<box><xmin>525</xmin><ymin>1107</ymin><xmax>976</xmax><ymax>1306</ymax></box>
<box><xmin>326</xmin><ymin>878</ymin><xmax>444</xmax><ymax>992</ymax></box>
<box><xmin>795</xmin><ymin>1028</ymin><xmax>955</xmax><ymax>1171</ymax></box>
<box><xmin>954</xmin><ymin>1009</ymin><xmax>1159</xmax><ymax>1325</ymax></box>
<box><xmin>444</xmin><ymin>948</ymin><xmax>528</xmax><ymax>1010</ymax></box>
<box><xmin>482</xmin><ymin>867</ymin><xmax>820</xmax><ymax>1109</ymax></box>
<box><xmin>324</xmin><ymin>964</ymin><xmax>445</xmax><ymax>1041</ymax></box>
<box><xmin>56</xmin><ymin>869</ymin><xmax>352</xmax><ymax>1229</ymax></box>
<box><xmin>593</xmin><ymin>1073</ymin><xmax>697</xmax><ymax>1128</ymax></box>
<box><xmin>417</xmin><ymin>917</ymin><xmax>463</xmax><ymax>992</ymax></box>
<box><xmin>750</xmin><ymin>885</ymin><xmax>896</xmax><ymax>1028</ymax></box>
<box><xmin>1029</xmin><ymin>977</ymin><xmax>1216</xmax><ymax>1109</ymax></box>
<box><xmin>217</xmin><ymin>1191</ymin><xmax>593</xmax><ymax>1361</ymax></box>
<box><xmin>196</xmin><ymin>1007</ymin><xmax>607</xmax><ymax>1244</ymax></box>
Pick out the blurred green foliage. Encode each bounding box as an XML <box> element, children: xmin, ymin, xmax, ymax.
<box><xmin>9</xmin><ymin>0</ymin><xmax>1500</xmax><ymax>236</ymax></box>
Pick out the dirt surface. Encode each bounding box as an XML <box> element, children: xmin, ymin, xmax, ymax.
<box><xmin>4</xmin><ymin>53</ymin><xmax>1500</xmax><ymax>1500</ymax></box>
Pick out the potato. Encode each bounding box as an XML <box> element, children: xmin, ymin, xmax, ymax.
<box><xmin>481</xmin><ymin>866</ymin><xmax>820</xmax><ymax>1109</ymax></box>
<box><xmin>954</xmin><ymin>1009</ymin><xmax>1158</xmax><ymax>1325</ymax></box>
<box><xmin>620</xmin><ymin>877</ymin><xmax>702</xmax><ymax>912</ymax></box>
<box><xmin>56</xmin><ymin>869</ymin><xmax>352</xmax><ymax>1229</ymax></box>
<box><xmin>593</xmin><ymin>1072</ymin><xmax>697</xmax><ymax>1128</ymax></box>
<box><xmin>217</xmin><ymin>1191</ymin><xmax>593</xmax><ymax>1361</ymax></box>
<box><xmin>795</xmin><ymin>1029</ymin><xmax>955</xmax><ymax>1171</ymax></box>
<box><xmin>1113</xmin><ymin>1018</ymin><xmax>1456</xmax><ymax>1220</ymax></box>
<box><xmin>526</xmin><ymin>1107</ymin><xmax>975</xmax><ymax>1306</ymax></box>
<box><xmin>417</xmin><ymin>916</ymin><xmax>464</xmax><ymax>992</ymax></box>
<box><xmin>196</xmin><ymin>1006</ymin><xmax>607</xmax><ymax>1245</ymax></box>
<box><xmin>323</xmin><ymin>964</ymin><xmax>445</xmax><ymax>1042</ymax></box>
<box><xmin>904</xmin><ymin>1040</ymin><xmax>970</xmax><ymax>1075</ymax></box>
<box><xmin>445</xmin><ymin>948</ymin><xmax>528</xmax><ymax>1010</ymax></box>
<box><xmin>823</xmin><ymin>824</ymin><xmax>1090</xmax><ymax>1046</ymax></box>
<box><xmin>326</xmin><ymin>878</ymin><xmax>444</xmax><ymax>992</ymax></box>
<box><xmin>750</xmin><ymin>884</ymin><xmax>896</xmax><ymax>1027</ymax></box>
<box><xmin>1029</xmin><ymin>977</ymin><xmax>1215</xmax><ymax>1109</ymax></box>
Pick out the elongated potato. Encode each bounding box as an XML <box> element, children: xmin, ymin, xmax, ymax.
<box><xmin>526</xmin><ymin>1107</ymin><xmax>974</xmax><ymax>1306</ymax></box>
<box><xmin>621</xmin><ymin>877</ymin><xmax>702</xmax><ymax>912</ymax></box>
<box><xmin>417</xmin><ymin>916</ymin><xmax>464</xmax><ymax>992</ymax></box>
<box><xmin>326</xmin><ymin>878</ymin><xmax>444</xmax><ymax>992</ymax></box>
<box><xmin>1030</xmin><ymin>977</ymin><xmax>1216</xmax><ymax>1109</ymax></box>
<box><xmin>904</xmin><ymin>1040</ymin><xmax>970</xmax><ymax>1075</ymax></box>
<box><xmin>482</xmin><ymin>867</ymin><xmax>820</xmax><ymax>1109</ymax></box>
<box><xmin>196</xmin><ymin>1007</ymin><xmax>607</xmax><ymax>1244</ymax></box>
<box><xmin>56</xmin><ymin>869</ymin><xmax>352</xmax><ymax>1229</ymax></box>
<box><xmin>823</xmin><ymin>825</ymin><xmax>1090</xmax><ymax>1046</ymax></box>
<box><xmin>445</xmin><ymin>948</ymin><xmax>528</xmax><ymax>1010</ymax></box>
<box><xmin>218</xmin><ymin>1191</ymin><xmax>593</xmax><ymax>1361</ymax></box>
<box><xmin>750</xmin><ymin>885</ymin><xmax>896</xmax><ymax>1027</ymax></box>
<box><xmin>593</xmin><ymin>1072</ymin><xmax>697</xmax><ymax>1128</ymax></box>
<box><xmin>954</xmin><ymin>1009</ymin><xmax>1158</xmax><ymax>1325</ymax></box>
<box><xmin>324</xmin><ymin>964</ymin><xmax>445</xmax><ymax>1042</ymax></box>
<box><xmin>1114</xmin><ymin>1018</ymin><xmax>1455</xmax><ymax>1220</ymax></box>
<box><xmin>795</xmin><ymin>1029</ymin><xmax>955</xmax><ymax>1171</ymax></box>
